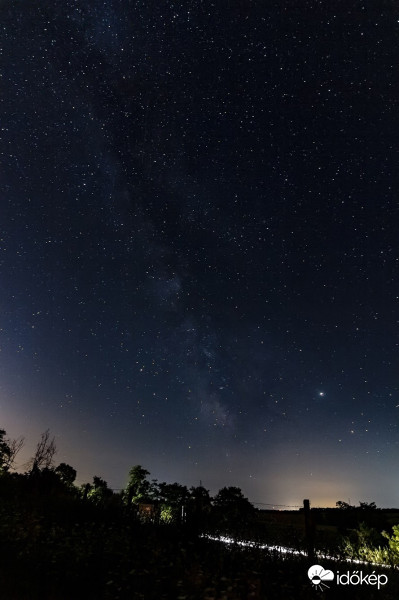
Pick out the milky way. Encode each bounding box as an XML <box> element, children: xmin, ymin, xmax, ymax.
<box><xmin>1</xmin><ymin>1</ymin><xmax>398</xmax><ymax>507</ymax></box>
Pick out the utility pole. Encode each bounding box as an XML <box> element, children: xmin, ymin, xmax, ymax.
<box><xmin>303</xmin><ymin>499</ymin><xmax>315</xmax><ymax>562</ymax></box>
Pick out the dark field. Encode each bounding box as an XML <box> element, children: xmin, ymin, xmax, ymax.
<box><xmin>1</xmin><ymin>491</ymin><xmax>399</xmax><ymax>600</ymax></box>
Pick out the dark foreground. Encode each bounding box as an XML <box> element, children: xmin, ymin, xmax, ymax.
<box><xmin>1</xmin><ymin>504</ymin><xmax>398</xmax><ymax>600</ymax></box>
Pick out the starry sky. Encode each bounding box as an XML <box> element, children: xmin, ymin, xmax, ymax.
<box><xmin>1</xmin><ymin>0</ymin><xmax>398</xmax><ymax>508</ymax></box>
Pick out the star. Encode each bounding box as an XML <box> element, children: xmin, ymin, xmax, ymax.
<box><xmin>2</xmin><ymin>0</ymin><xmax>397</xmax><ymax>511</ymax></box>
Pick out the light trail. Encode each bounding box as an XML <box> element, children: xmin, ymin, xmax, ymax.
<box><xmin>202</xmin><ymin>534</ymin><xmax>396</xmax><ymax>569</ymax></box>
<box><xmin>204</xmin><ymin>534</ymin><xmax>306</xmax><ymax>556</ymax></box>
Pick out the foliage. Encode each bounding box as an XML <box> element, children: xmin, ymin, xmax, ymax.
<box><xmin>1</xmin><ymin>498</ymin><xmax>397</xmax><ymax>599</ymax></box>
<box><xmin>0</xmin><ymin>429</ymin><xmax>12</xmax><ymax>472</ymax></box>
<box><xmin>211</xmin><ymin>486</ymin><xmax>256</xmax><ymax>532</ymax></box>
<box><xmin>158</xmin><ymin>482</ymin><xmax>189</xmax><ymax>505</ymax></box>
<box><xmin>156</xmin><ymin>482</ymin><xmax>189</xmax><ymax>523</ymax></box>
<box><xmin>86</xmin><ymin>476</ymin><xmax>114</xmax><ymax>505</ymax></box>
<box><xmin>189</xmin><ymin>485</ymin><xmax>211</xmax><ymax>506</ymax></box>
<box><xmin>159</xmin><ymin>503</ymin><xmax>174</xmax><ymax>523</ymax></box>
<box><xmin>1</xmin><ymin>426</ymin><xmax>398</xmax><ymax>598</ymax></box>
<box><xmin>54</xmin><ymin>463</ymin><xmax>77</xmax><ymax>486</ymax></box>
<box><xmin>336</xmin><ymin>500</ymin><xmax>377</xmax><ymax>511</ymax></box>
<box><xmin>382</xmin><ymin>524</ymin><xmax>399</xmax><ymax>565</ymax></box>
<box><xmin>0</xmin><ymin>429</ymin><xmax>24</xmax><ymax>473</ymax></box>
<box><xmin>336</xmin><ymin>500</ymin><xmax>353</xmax><ymax>510</ymax></box>
<box><xmin>341</xmin><ymin>521</ymin><xmax>399</xmax><ymax>566</ymax></box>
<box><xmin>123</xmin><ymin>465</ymin><xmax>155</xmax><ymax>505</ymax></box>
<box><xmin>213</xmin><ymin>486</ymin><xmax>254</xmax><ymax>516</ymax></box>
<box><xmin>359</xmin><ymin>501</ymin><xmax>377</xmax><ymax>510</ymax></box>
<box><xmin>188</xmin><ymin>485</ymin><xmax>212</xmax><ymax>528</ymax></box>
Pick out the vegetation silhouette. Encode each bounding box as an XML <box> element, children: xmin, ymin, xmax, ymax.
<box><xmin>0</xmin><ymin>428</ymin><xmax>398</xmax><ymax>599</ymax></box>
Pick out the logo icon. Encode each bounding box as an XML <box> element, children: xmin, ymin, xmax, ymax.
<box><xmin>308</xmin><ymin>564</ymin><xmax>335</xmax><ymax>591</ymax></box>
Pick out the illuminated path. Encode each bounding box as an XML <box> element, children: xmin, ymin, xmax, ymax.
<box><xmin>204</xmin><ymin>534</ymin><xmax>306</xmax><ymax>556</ymax></box>
<box><xmin>203</xmin><ymin>534</ymin><xmax>394</xmax><ymax>569</ymax></box>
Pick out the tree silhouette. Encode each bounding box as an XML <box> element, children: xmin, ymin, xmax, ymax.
<box><xmin>213</xmin><ymin>486</ymin><xmax>252</xmax><ymax>509</ymax></box>
<box><xmin>124</xmin><ymin>465</ymin><xmax>155</xmax><ymax>504</ymax></box>
<box><xmin>158</xmin><ymin>482</ymin><xmax>189</xmax><ymax>506</ymax></box>
<box><xmin>87</xmin><ymin>475</ymin><xmax>113</xmax><ymax>504</ymax></box>
<box><xmin>0</xmin><ymin>428</ymin><xmax>24</xmax><ymax>472</ymax></box>
<box><xmin>190</xmin><ymin>485</ymin><xmax>211</xmax><ymax>508</ymax></box>
<box><xmin>359</xmin><ymin>501</ymin><xmax>377</xmax><ymax>511</ymax></box>
<box><xmin>55</xmin><ymin>462</ymin><xmax>77</xmax><ymax>486</ymax></box>
<box><xmin>188</xmin><ymin>486</ymin><xmax>212</xmax><ymax>528</ymax></box>
<box><xmin>28</xmin><ymin>429</ymin><xmax>56</xmax><ymax>473</ymax></box>
<box><xmin>336</xmin><ymin>500</ymin><xmax>353</xmax><ymax>510</ymax></box>
<box><xmin>0</xmin><ymin>429</ymin><xmax>11</xmax><ymax>472</ymax></box>
<box><xmin>212</xmin><ymin>486</ymin><xmax>255</xmax><ymax>528</ymax></box>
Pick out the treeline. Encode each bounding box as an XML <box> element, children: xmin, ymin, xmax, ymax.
<box><xmin>0</xmin><ymin>427</ymin><xmax>263</xmax><ymax>599</ymax></box>
<box><xmin>1</xmin><ymin>428</ymin><xmax>399</xmax><ymax>599</ymax></box>
<box><xmin>0</xmin><ymin>427</ymin><xmax>255</xmax><ymax>529</ymax></box>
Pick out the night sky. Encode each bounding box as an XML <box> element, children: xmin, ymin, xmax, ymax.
<box><xmin>2</xmin><ymin>1</ymin><xmax>398</xmax><ymax>508</ymax></box>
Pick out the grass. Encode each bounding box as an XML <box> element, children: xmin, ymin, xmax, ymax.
<box><xmin>1</xmin><ymin>510</ymin><xmax>399</xmax><ymax>598</ymax></box>
<box><xmin>1</xmin><ymin>488</ymin><xmax>399</xmax><ymax>599</ymax></box>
